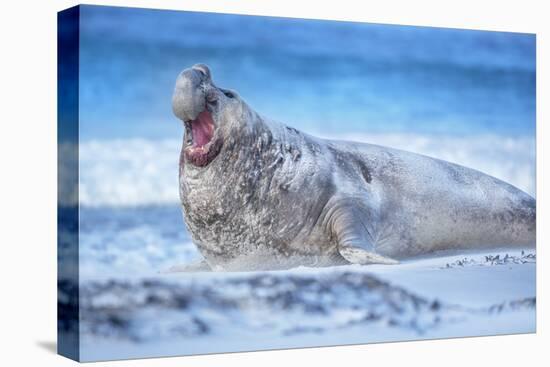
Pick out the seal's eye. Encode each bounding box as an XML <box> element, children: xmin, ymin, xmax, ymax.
<box><xmin>223</xmin><ymin>90</ymin><xmax>235</xmax><ymax>99</ymax></box>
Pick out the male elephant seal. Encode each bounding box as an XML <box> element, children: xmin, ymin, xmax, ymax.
<box><xmin>171</xmin><ymin>63</ymin><xmax>536</xmax><ymax>272</ymax></box>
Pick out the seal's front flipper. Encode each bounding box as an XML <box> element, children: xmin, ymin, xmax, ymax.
<box><xmin>331</xmin><ymin>200</ymin><xmax>398</xmax><ymax>266</ymax></box>
<box><xmin>162</xmin><ymin>259</ymin><xmax>212</xmax><ymax>273</ymax></box>
<box><xmin>339</xmin><ymin>246</ymin><xmax>399</xmax><ymax>265</ymax></box>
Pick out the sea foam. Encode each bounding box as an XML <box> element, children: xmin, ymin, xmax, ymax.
<box><xmin>73</xmin><ymin>134</ymin><xmax>535</xmax><ymax>207</ymax></box>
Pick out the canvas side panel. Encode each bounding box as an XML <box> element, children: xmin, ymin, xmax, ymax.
<box><xmin>57</xmin><ymin>5</ymin><xmax>80</xmax><ymax>362</ymax></box>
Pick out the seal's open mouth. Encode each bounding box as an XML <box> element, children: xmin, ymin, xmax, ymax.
<box><xmin>189</xmin><ymin>110</ymin><xmax>214</xmax><ymax>149</ymax></box>
<box><xmin>173</xmin><ymin>64</ymin><xmax>228</xmax><ymax>167</ymax></box>
<box><xmin>184</xmin><ymin>109</ymin><xmax>222</xmax><ymax>167</ymax></box>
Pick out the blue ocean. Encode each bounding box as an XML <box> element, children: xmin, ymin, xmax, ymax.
<box><xmin>58</xmin><ymin>5</ymin><xmax>536</xmax><ymax>361</ymax></box>
<box><xmin>78</xmin><ymin>5</ymin><xmax>535</xmax><ymax>140</ymax></box>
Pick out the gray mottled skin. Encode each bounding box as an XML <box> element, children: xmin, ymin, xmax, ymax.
<box><xmin>171</xmin><ymin>64</ymin><xmax>536</xmax><ymax>272</ymax></box>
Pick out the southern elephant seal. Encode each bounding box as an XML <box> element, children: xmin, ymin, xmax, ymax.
<box><xmin>171</xmin><ymin>63</ymin><xmax>536</xmax><ymax>272</ymax></box>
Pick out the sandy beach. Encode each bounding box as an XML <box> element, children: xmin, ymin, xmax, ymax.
<box><xmin>73</xmin><ymin>248</ymin><xmax>535</xmax><ymax>361</ymax></box>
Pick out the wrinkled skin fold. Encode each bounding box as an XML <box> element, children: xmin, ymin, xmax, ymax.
<box><xmin>171</xmin><ymin>64</ymin><xmax>536</xmax><ymax>272</ymax></box>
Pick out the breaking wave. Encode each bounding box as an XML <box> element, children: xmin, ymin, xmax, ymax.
<box><xmin>71</xmin><ymin>133</ymin><xmax>534</xmax><ymax>207</ymax></box>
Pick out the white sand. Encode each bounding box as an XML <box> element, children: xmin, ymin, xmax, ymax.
<box><xmin>78</xmin><ymin>248</ymin><xmax>535</xmax><ymax>362</ymax></box>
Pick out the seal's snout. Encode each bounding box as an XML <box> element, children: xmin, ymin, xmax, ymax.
<box><xmin>172</xmin><ymin>63</ymin><xmax>214</xmax><ymax>122</ymax></box>
<box><xmin>173</xmin><ymin>64</ymin><xmax>223</xmax><ymax>167</ymax></box>
<box><xmin>191</xmin><ymin>63</ymin><xmax>211</xmax><ymax>80</ymax></box>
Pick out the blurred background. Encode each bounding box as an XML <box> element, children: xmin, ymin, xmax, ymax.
<box><xmin>76</xmin><ymin>5</ymin><xmax>536</xmax><ymax>208</ymax></box>
<box><xmin>79</xmin><ymin>6</ymin><xmax>535</xmax><ymax>139</ymax></box>
<box><xmin>59</xmin><ymin>5</ymin><xmax>536</xmax><ymax>360</ymax></box>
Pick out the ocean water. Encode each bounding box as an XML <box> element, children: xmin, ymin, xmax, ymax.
<box><xmin>59</xmin><ymin>5</ymin><xmax>537</xmax><ymax>360</ymax></box>
<box><xmin>73</xmin><ymin>4</ymin><xmax>536</xmax><ymax>206</ymax></box>
<box><xmin>78</xmin><ymin>5</ymin><xmax>535</xmax><ymax>140</ymax></box>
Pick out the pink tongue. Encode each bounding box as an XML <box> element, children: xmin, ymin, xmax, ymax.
<box><xmin>192</xmin><ymin>110</ymin><xmax>214</xmax><ymax>148</ymax></box>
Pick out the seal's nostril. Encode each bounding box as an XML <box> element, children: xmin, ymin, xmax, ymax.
<box><xmin>192</xmin><ymin>63</ymin><xmax>211</xmax><ymax>79</ymax></box>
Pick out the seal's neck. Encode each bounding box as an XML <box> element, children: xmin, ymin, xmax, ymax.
<box><xmin>219</xmin><ymin>111</ymin><xmax>276</xmax><ymax>169</ymax></box>
<box><xmin>182</xmin><ymin>103</ymin><xmax>306</xmax><ymax>186</ymax></box>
